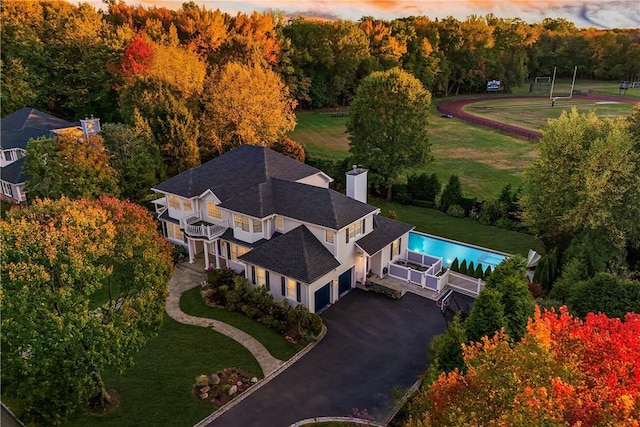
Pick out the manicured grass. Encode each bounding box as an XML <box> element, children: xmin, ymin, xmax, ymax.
<box><xmin>292</xmin><ymin>111</ymin><xmax>350</xmax><ymax>160</ymax></box>
<box><xmin>369</xmin><ymin>198</ymin><xmax>542</xmax><ymax>256</ymax></box>
<box><xmin>464</xmin><ymin>97</ymin><xmax>634</xmax><ymax>131</ymax></box>
<box><xmin>64</xmin><ymin>315</ymin><xmax>262</xmax><ymax>427</ymax></box>
<box><xmin>292</xmin><ymin>106</ymin><xmax>537</xmax><ymax>200</ymax></box>
<box><xmin>180</xmin><ymin>287</ymin><xmax>301</xmax><ymax>360</ymax></box>
<box><xmin>421</xmin><ymin>108</ymin><xmax>536</xmax><ymax>200</ymax></box>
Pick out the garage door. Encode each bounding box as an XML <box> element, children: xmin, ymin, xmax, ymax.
<box><xmin>315</xmin><ymin>282</ymin><xmax>331</xmax><ymax>313</ymax></box>
<box><xmin>338</xmin><ymin>268</ymin><xmax>352</xmax><ymax>295</ymax></box>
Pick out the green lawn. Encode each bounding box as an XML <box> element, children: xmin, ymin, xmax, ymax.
<box><xmin>180</xmin><ymin>287</ymin><xmax>302</xmax><ymax>360</ymax></box>
<box><xmin>464</xmin><ymin>97</ymin><xmax>635</xmax><ymax>131</ymax></box>
<box><xmin>370</xmin><ymin>198</ymin><xmax>542</xmax><ymax>256</ymax></box>
<box><xmin>292</xmin><ymin>111</ymin><xmax>350</xmax><ymax>160</ymax></box>
<box><xmin>292</xmin><ymin>106</ymin><xmax>537</xmax><ymax>200</ymax></box>
<box><xmin>64</xmin><ymin>315</ymin><xmax>262</xmax><ymax>427</ymax></box>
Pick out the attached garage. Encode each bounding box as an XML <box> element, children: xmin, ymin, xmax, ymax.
<box><xmin>315</xmin><ymin>282</ymin><xmax>331</xmax><ymax>313</ymax></box>
<box><xmin>338</xmin><ymin>268</ymin><xmax>352</xmax><ymax>295</ymax></box>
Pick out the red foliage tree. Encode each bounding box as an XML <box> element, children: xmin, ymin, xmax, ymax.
<box><xmin>407</xmin><ymin>306</ymin><xmax>640</xmax><ymax>426</ymax></box>
<box><xmin>118</xmin><ymin>34</ymin><xmax>154</xmax><ymax>79</ymax></box>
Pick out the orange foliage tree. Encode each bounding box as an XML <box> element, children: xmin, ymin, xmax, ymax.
<box><xmin>407</xmin><ymin>307</ymin><xmax>640</xmax><ymax>426</ymax></box>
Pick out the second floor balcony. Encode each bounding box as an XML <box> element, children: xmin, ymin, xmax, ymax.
<box><xmin>180</xmin><ymin>214</ymin><xmax>227</xmax><ymax>240</ymax></box>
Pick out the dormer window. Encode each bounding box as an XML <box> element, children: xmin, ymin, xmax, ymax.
<box><xmin>275</xmin><ymin>216</ymin><xmax>284</xmax><ymax>231</ymax></box>
<box><xmin>252</xmin><ymin>219</ymin><xmax>263</xmax><ymax>233</ymax></box>
<box><xmin>183</xmin><ymin>199</ymin><xmax>192</xmax><ymax>212</ymax></box>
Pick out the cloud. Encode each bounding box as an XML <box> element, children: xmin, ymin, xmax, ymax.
<box><xmin>87</xmin><ymin>0</ymin><xmax>640</xmax><ymax>28</ymax></box>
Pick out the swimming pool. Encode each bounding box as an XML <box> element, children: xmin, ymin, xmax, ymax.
<box><xmin>408</xmin><ymin>232</ymin><xmax>508</xmax><ymax>270</ymax></box>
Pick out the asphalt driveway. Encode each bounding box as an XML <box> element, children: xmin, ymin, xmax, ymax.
<box><xmin>203</xmin><ymin>289</ymin><xmax>450</xmax><ymax>427</ymax></box>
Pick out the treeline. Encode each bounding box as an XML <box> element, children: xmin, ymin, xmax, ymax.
<box><xmin>2</xmin><ymin>0</ymin><xmax>639</xmax><ymax>120</ymax></box>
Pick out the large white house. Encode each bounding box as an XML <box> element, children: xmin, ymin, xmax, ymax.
<box><xmin>152</xmin><ymin>145</ymin><xmax>414</xmax><ymax>313</ymax></box>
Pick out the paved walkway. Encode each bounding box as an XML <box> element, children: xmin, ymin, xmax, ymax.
<box><xmin>165</xmin><ymin>265</ymin><xmax>284</xmax><ymax>376</ymax></box>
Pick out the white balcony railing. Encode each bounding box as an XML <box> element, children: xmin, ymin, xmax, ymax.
<box><xmin>179</xmin><ymin>214</ymin><xmax>200</xmax><ymax>230</ymax></box>
<box><xmin>185</xmin><ymin>223</ymin><xmax>226</xmax><ymax>240</ymax></box>
<box><xmin>179</xmin><ymin>213</ymin><xmax>227</xmax><ymax>240</ymax></box>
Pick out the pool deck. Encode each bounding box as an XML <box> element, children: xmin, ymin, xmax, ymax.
<box><xmin>358</xmin><ymin>275</ymin><xmax>442</xmax><ymax>301</ymax></box>
<box><xmin>360</xmin><ymin>272</ymin><xmax>484</xmax><ymax>301</ymax></box>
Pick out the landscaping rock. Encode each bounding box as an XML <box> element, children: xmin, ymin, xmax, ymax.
<box><xmin>250</xmin><ymin>377</ymin><xmax>258</xmax><ymax>384</ymax></box>
<box><xmin>228</xmin><ymin>385</ymin><xmax>237</xmax><ymax>396</ymax></box>
<box><xmin>209</xmin><ymin>373</ymin><xmax>220</xmax><ymax>385</ymax></box>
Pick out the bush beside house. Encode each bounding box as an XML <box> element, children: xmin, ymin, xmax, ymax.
<box><xmin>202</xmin><ymin>269</ymin><xmax>323</xmax><ymax>344</ymax></box>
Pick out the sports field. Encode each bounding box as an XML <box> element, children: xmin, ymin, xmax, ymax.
<box><xmin>290</xmin><ymin>80</ymin><xmax>640</xmax><ymax>201</ymax></box>
<box><xmin>463</xmin><ymin>96</ymin><xmax>635</xmax><ymax>132</ymax></box>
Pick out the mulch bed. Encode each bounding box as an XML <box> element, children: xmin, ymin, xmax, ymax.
<box><xmin>193</xmin><ymin>367</ymin><xmax>257</xmax><ymax>408</ymax></box>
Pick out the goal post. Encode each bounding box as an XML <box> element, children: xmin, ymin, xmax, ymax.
<box><xmin>550</xmin><ymin>65</ymin><xmax>578</xmax><ymax>100</ymax></box>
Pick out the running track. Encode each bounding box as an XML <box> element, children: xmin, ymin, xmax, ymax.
<box><xmin>436</xmin><ymin>94</ymin><xmax>638</xmax><ymax>141</ymax></box>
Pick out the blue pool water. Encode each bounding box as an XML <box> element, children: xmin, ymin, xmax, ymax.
<box><xmin>408</xmin><ymin>232</ymin><xmax>507</xmax><ymax>270</ymax></box>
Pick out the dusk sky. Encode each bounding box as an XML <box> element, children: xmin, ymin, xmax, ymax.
<box><xmin>88</xmin><ymin>0</ymin><xmax>640</xmax><ymax>29</ymax></box>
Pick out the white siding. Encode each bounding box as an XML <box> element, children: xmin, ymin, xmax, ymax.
<box><xmin>296</xmin><ymin>172</ymin><xmax>332</xmax><ymax>188</ymax></box>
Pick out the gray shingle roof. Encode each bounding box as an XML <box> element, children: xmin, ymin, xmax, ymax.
<box><xmin>356</xmin><ymin>215</ymin><xmax>414</xmax><ymax>256</ymax></box>
<box><xmin>220</xmin><ymin>178</ymin><xmax>377</xmax><ymax>229</ymax></box>
<box><xmin>1</xmin><ymin>107</ymin><xmax>77</xmax><ymax>150</ymax></box>
<box><xmin>0</xmin><ymin>157</ymin><xmax>28</xmax><ymax>184</ymax></box>
<box><xmin>238</xmin><ymin>225</ymin><xmax>340</xmax><ymax>283</ymax></box>
<box><xmin>219</xmin><ymin>228</ymin><xmax>280</xmax><ymax>249</ymax></box>
<box><xmin>158</xmin><ymin>209</ymin><xmax>179</xmax><ymax>224</ymax></box>
<box><xmin>152</xmin><ymin>145</ymin><xmax>324</xmax><ymax>200</ymax></box>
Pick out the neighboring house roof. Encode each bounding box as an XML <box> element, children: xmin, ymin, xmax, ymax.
<box><xmin>0</xmin><ymin>157</ymin><xmax>28</xmax><ymax>184</ymax></box>
<box><xmin>152</xmin><ymin>145</ymin><xmax>324</xmax><ymax>200</ymax></box>
<box><xmin>239</xmin><ymin>225</ymin><xmax>341</xmax><ymax>284</ymax></box>
<box><xmin>220</xmin><ymin>178</ymin><xmax>378</xmax><ymax>229</ymax></box>
<box><xmin>1</xmin><ymin>107</ymin><xmax>77</xmax><ymax>150</ymax></box>
<box><xmin>356</xmin><ymin>215</ymin><xmax>415</xmax><ymax>256</ymax></box>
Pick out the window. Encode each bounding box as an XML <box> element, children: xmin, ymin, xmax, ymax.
<box><xmin>234</xmin><ymin>214</ymin><xmax>249</xmax><ymax>231</ymax></box>
<box><xmin>168</xmin><ymin>195</ymin><xmax>181</xmax><ymax>210</ymax></box>
<box><xmin>251</xmin><ymin>266</ymin><xmax>256</xmax><ymax>284</ymax></box>
<box><xmin>296</xmin><ymin>282</ymin><xmax>302</xmax><ymax>303</ymax></box>
<box><xmin>256</xmin><ymin>268</ymin><xmax>266</xmax><ymax>286</ymax></box>
<box><xmin>2</xmin><ymin>182</ymin><xmax>13</xmax><ymax>197</ymax></box>
<box><xmin>252</xmin><ymin>219</ymin><xmax>262</xmax><ymax>233</ymax></box>
<box><xmin>169</xmin><ymin>223</ymin><xmax>183</xmax><ymax>241</ymax></box>
<box><xmin>229</xmin><ymin>244</ymin><xmax>249</xmax><ymax>261</ymax></box>
<box><xmin>390</xmin><ymin>237</ymin><xmax>401</xmax><ymax>259</ymax></box>
<box><xmin>265</xmin><ymin>271</ymin><xmax>270</xmax><ymax>290</ymax></box>
<box><xmin>346</xmin><ymin>221</ymin><xmax>363</xmax><ymax>242</ymax></box>
<box><xmin>287</xmin><ymin>278</ymin><xmax>297</xmax><ymax>300</ymax></box>
<box><xmin>275</xmin><ymin>216</ymin><xmax>284</xmax><ymax>231</ymax></box>
<box><xmin>325</xmin><ymin>230</ymin><xmax>334</xmax><ymax>244</ymax></box>
<box><xmin>183</xmin><ymin>199</ymin><xmax>192</xmax><ymax>212</ymax></box>
<box><xmin>281</xmin><ymin>277</ymin><xmax>286</xmax><ymax>296</ymax></box>
<box><xmin>361</xmin><ymin>219</ymin><xmax>366</xmax><ymax>234</ymax></box>
<box><xmin>207</xmin><ymin>202</ymin><xmax>222</xmax><ymax>219</ymax></box>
